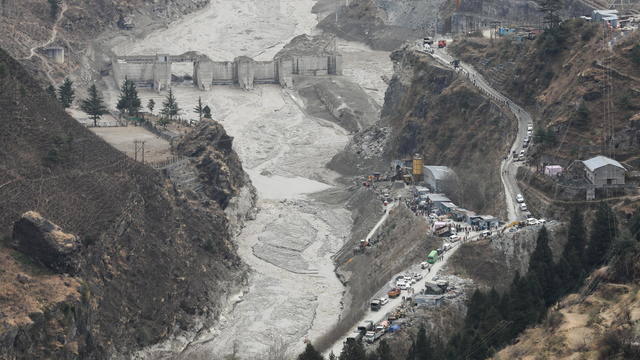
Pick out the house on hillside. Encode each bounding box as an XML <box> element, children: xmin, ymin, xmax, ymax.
<box><xmin>592</xmin><ymin>10</ymin><xmax>619</xmax><ymax>27</ymax></box>
<box><xmin>582</xmin><ymin>155</ymin><xmax>626</xmax><ymax>186</ymax></box>
<box><xmin>423</xmin><ymin>166</ymin><xmax>456</xmax><ymax>192</ymax></box>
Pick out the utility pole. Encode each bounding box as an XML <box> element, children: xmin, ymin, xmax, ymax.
<box><xmin>134</xmin><ymin>140</ymin><xmax>146</xmax><ymax>163</ymax></box>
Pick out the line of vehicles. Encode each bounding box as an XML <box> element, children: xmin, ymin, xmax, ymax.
<box><xmin>514</xmin><ymin>123</ymin><xmax>534</xmax><ymax>161</ymax></box>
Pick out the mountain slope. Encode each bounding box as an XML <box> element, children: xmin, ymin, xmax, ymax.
<box><xmin>0</xmin><ymin>48</ymin><xmax>246</xmax><ymax>359</ymax></box>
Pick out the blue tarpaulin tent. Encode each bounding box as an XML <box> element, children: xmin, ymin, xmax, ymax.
<box><xmin>388</xmin><ymin>324</ymin><xmax>401</xmax><ymax>333</ymax></box>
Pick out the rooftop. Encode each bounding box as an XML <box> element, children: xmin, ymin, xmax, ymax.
<box><xmin>424</xmin><ymin>165</ymin><xmax>455</xmax><ymax>180</ymax></box>
<box><xmin>426</xmin><ymin>193</ymin><xmax>451</xmax><ymax>202</ymax></box>
<box><xmin>583</xmin><ymin>155</ymin><xmax>625</xmax><ymax>172</ymax></box>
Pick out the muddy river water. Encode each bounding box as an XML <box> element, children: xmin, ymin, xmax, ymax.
<box><xmin>105</xmin><ymin>0</ymin><xmax>392</xmax><ymax>358</ymax></box>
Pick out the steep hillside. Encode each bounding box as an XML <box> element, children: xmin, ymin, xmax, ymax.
<box><xmin>0</xmin><ymin>49</ymin><xmax>246</xmax><ymax>359</ymax></box>
<box><xmin>380</xmin><ymin>48</ymin><xmax>515</xmax><ymax>215</ymax></box>
<box><xmin>0</xmin><ymin>0</ymin><xmax>208</xmax><ymax>83</ymax></box>
<box><xmin>450</xmin><ymin>21</ymin><xmax>640</xmax><ymax>169</ymax></box>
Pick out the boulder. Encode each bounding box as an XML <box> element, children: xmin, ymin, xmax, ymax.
<box><xmin>12</xmin><ymin>211</ymin><xmax>80</xmax><ymax>274</ymax></box>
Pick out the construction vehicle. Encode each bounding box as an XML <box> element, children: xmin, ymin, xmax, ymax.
<box><xmin>387</xmin><ymin>287</ymin><xmax>401</xmax><ymax>298</ymax></box>
<box><xmin>437</xmin><ymin>40</ymin><xmax>447</xmax><ymax>48</ymax></box>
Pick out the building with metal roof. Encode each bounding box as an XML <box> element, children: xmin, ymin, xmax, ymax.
<box><xmin>582</xmin><ymin>155</ymin><xmax>626</xmax><ymax>186</ymax></box>
<box><xmin>423</xmin><ymin>165</ymin><xmax>456</xmax><ymax>192</ymax></box>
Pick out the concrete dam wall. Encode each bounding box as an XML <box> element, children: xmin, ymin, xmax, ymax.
<box><xmin>112</xmin><ymin>52</ymin><xmax>343</xmax><ymax>91</ymax></box>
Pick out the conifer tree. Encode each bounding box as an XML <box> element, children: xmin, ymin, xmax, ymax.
<box><xmin>339</xmin><ymin>338</ymin><xmax>366</xmax><ymax>360</ymax></box>
<box><xmin>329</xmin><ymin>351</ymin><xmax>337</xmax><ymax>360</ymax></box>
<box><xmin>561</xmin><ymin>209</ymin><xmax>587</xmax><ymax>288</ymax></box>
<box><xmin>535</xmin><ymin>0</ymin><xmax>563</xmax><ymax>29</ymax></box>
<box><xmin>297</xmin><ymin>343</ymin><xmax>324</xmax><ymax>360</ymax></box>
<box><xmin>586</xmin><ymin>202</ymin><xmax>617</xmax><ymax>268</ymax></box>
<box><xmin>160</xmin><ymin>88</ymin><xmax>181</xmax><ymax>122</ymax></box>
<box><xmin>116</xmin><ymin>79</ymin><xmax>141</xmax><ymax>117</ymax></box>
<box><xmin>80</xmin><ymin>84</ymin><xmax>108</xmax><ymax>127</ymax></box>
<box><xmin>46</xmin><ymin>85</ymin><xmax>56</xmax><ymax>98</ymax></box>
<box><xmin>376</xmin><ymin>340</ymin><xmax>393</xmax><ymax>360</ymax></box>
<box><xmin>57</xmin><ymin>78</ymin><xmax>74</xmax><ymax>108</ymax></box>
<box><xmin>147</xmin><ymin>98</ymin><xmax>155</xmax><ymax>114</ymax></box>
<box><xmin>194</xmin><ymin>96</ymin><xmax>204</xmax><ymax>121</ymax></box>
<box><xmin>528</xmin><ymin>227</ymin><xmax>557</xmax><ymax>306</ymax></box>
<box><xmin>203</xmin><ymin>105</ymin><xmax>212</xmax><ymax>119</ymax></box>
<box><xmin>629</xmin><ymin>208</ymin><xmax>640</xmax><ymax>242</ymax></box>
<box><xmin>414</xmin><ymin>326</ymin><xmax>431</xmax><ymax>359</ymax></box>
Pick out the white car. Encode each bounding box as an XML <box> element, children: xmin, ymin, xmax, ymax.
<box><xmin>516</xmin><ymin>194</ymin><xmax>524</xmax><ymax>203</ymax></box>
<box><xmin>527</xmin><ymin>125</ymin><xmax>533</xmax><ymax>131</ymax></box>
<box><xmin>520</xmin><ymin>203</ymin><xmax>528</xmax><ymax>211</ymax></box>
<box><xmin>527</xmin><ymin>218</ymin><xmax>538</xmax><ymax>226</ymax></box>
<box><xmin>421</xmin><ymin>261</ymin><xmax>430</xmax><ymax>269</ymax></box>
<box><xmin>538</xmin><ymin>219</ymin><xmax>547</xmax><ymax>224</ymax></box>
<box><xmin>413</xmin><ymin>273</ymin><xmax>423</xmax><ymax>281</ymax></box>
<box><xmin>443</xmin><ymin>243</ymin><xmax>452</xmax><ymax>251</ymax></box>
<box><xmin>449</xmin><ymin>234</ymin><xmax>460</xmax><ymax>242</ymax></box>
<box><xmin>399</xmin><ymin>282</ymin><xmax>410</xmax><ymax>290</ymax></box>
<box><xmin>379</xmin><ymin>297</ymin><xmax>389</xmax><ymax>306</ymax></box>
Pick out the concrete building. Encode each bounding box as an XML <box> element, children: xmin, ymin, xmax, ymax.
<box><xmin>423</xmin><ymin>166</ymin><xmax>456</xmax><ymax>192</ymax></box>
<box><xmin>425</xmin><ymin>193</ymin><xmax>451</xmax><ymax>207</ymax></box>
<box><xmin>112</xmin><ymin>51</ymin><xmax>341</xmax><ymax>91</ymax></box>
<box><xmin>414</xmin><ymin>295</ymin><xmax>444</xmax><ymax>307</ymax></box>
<box><xmin>583</xmin><ymin>155</ymin><xmax>626</xmax><ymax>186</ymax></box>
<box><xmin>43</xmin><ymin>46</ymin><xmax>64</xmax><ymax>64</ymax></box>
<box><xmin>593</xmin><ymin>10</ymin><xmax>619</xmax><ymax>27</ymax></box>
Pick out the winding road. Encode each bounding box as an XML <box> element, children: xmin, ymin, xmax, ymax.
<box><xmin>430</xmin><ymin>47</ymin><xmax>531</xmax><ymax>222</ymax></box>
<box><xmin>23</xmin><ymin>1</ymin><xmax>68</xmax><ymax>84</ymax></box>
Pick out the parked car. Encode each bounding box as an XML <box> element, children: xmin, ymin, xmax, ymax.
<box><xmin>527</xmin><ymin>217</ymin><xmax>538</xmax><ymax>226</ymax></box>
<box><xmin>443</xmin><ymin>243</ymin><xmax>452</xmax><ymax>251</ymax></box>
<box><xmin>520</xmin><ymin>203</ymin><xmax>528</xmax><ymax>211</ymax></box>
<box><xmin>379</xmin><ymin>297</ymin><xmax>389</xmax><ymax>306</ymax></box>
<box><xmin>420</xmin><ymin>261</ymin><xmax>430</xmax><ymax>269</ymax></box>
<box><xmin>449</xmin><ymin>234</ymin><xmax>460</xmax><ymax>242</ymax></box>
<box><xmin>516</xmin><ymin>194</ymin><xmax>524</xmax><ymax>203</ymax></box>
<box><xmin>413</xmin><ymin>273</ymin><xmax>423</xmax><ymax>281</ymax></box>
<box><xmin>538</xmin><ymin>219</ymin><xmax>547</xmax><ymax>224</ymax></box>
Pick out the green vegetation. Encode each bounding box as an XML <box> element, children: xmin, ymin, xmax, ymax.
<box><xmin>46</xmin><ymin>84</ymin><xmax>56</xmax><ymax>98</ymax></box>
<box><xmin>586</xmin><ymin>202</ymin><xmax>617</xmax><ymax>268</ymax></box>
<box><xmin>57</xmin><ymin>78</ymin><xmax>74</xmax><ymax>108</ymax></box>
<box><xmin>147</xmin><ymin>98</ymin><xmax>155</xmax><ymax>114</ymax></box>
<box><xmin>0</xmin><ymin>63</ymin><xmax>5</xmax><ymax>78</ymax></box>
<box><xmin>573</xmin><ymin>102</ymin><xmax>590</xmax><ymax>128</ymax></box>
<box><xmin>535</xmin><ymin>0</ymin><xmax>563</xmax><ymax>30</ymax></box>
<box><xmin>534</xmin><ymin>128</ymin><xmax>557</xmax><ymax>147</ymax></box>
<box><xmin>630</xmin><ymin>44</ymin><xmax>640</xmax><ymax>65</ymax></box>
<box><xmin>194</xmin><ymin>96</ymin><xmax>204</xmax><ymax>121</ymax></box>
<box><xmin>48</xmin><ymin>0</ymin><xmax>61</xmax><ymax>19</ymax></box>
<box><xmin>160</xmin><ymin>88</ymin><xmax>181</xmax><ymax>123</ymax></box>
<box><xmin>80</xmin><ymin>84</ymin><xmax>108</xmax><ymax>126</ymax></box>
<box><xmin>203</xmin><ymin>105</ymin><xmax>212</xmax><ymax>119</ymax></box>
<box><xmin>116</xmin><ymin>79</ymin><xmax>142</xmax><ymax>117</ymax></box>
<box><xmin>297</xmin><ymin>343</ymin><xmax>324</xmax><ymax>360</ymax></box>
<box><xmin>339</xmin><ymin>338</ymin><xmax>366</xmax><ymax>360</ymax></box>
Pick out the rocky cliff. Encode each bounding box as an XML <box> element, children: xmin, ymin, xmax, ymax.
<box><xmin>0</xmin><ymin>0</ymin><xmax>209</xmax><ymax>84</ymax></box>
<box><xmin>379</xmin><ymin>47</ymin><xmax>514</xmax><ymax>215</ymax></box>
<box><xmin>0</xmin><ymin>48</ymin><xmax>248</xmax><ymax>359</ymax></box>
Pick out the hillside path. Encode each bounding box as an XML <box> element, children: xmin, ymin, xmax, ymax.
<box><xmin>430</xmin><ymin>47</ymin><xmax>531</xmax><ymax>222</ymax></box>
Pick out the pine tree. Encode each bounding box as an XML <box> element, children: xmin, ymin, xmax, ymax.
<box><xmin>414</xmin><ymin>326</ymin><xmax>431</xmax><ymax>360</ymax></box>
<box><xmin>48</xmin><ymin>0</ymin><xmax>60</xmax><ymax>19</ymax></box>
<box><xmin>194</xmin><ymin>96</ymin><xmax>204</xmax><ymax>121</ymax></box>
<box><xmin>376</xmin><ymin>340</ymin><xmax>393</xmax><ymax>360</ymax></box>
<box><xmin>586</xmin><ymin>202</ymin><xmax>617</xmax><ymax>268</ymax></box>
<box><xmin>629</xmin><ymin>208</ymin><xmax>640</xmax><ymax>242</ymax></box>
<box><xmin>329</xmin><ymin>351</ymin><xmax>337</xmax><ymax>360</ymax></box>
<box><xmin>80</xmin><ymin>84</ymin><xmax>108</xmax><ymax>127</ymax></box>
<box><xmin>160</xmin><ymin>88</ymin><xmax>181</xmax><ymax>123</ymax></box>
<box><xmin>527</xmin><ymin>227</ymin><xmax>557</xmax><ymax>306</ymax></box>
<box><xmin>297</xmin><ymin>343</ymin><xmax>324</xmax><ymax>360</ymax></box>
<box><xmin>203</xmin><ymin>105</ymin><xmax>212</xmax><ymax>119</ymax></box>
<box><xmin>535</xmin><ymin>0</ymin><xmax>563</xmax><ymax>29</ymax></box>
<box><xmin>147</xmin><ymin>98</ymin><xmax>155</xmax><ymax>114</ymax></box>
<box><xmin>339</xmin><ymin>338</ymin><xmax>366</xmax><ymax>360</ymax></box>
<box><xmin>116</xmin><ymin>79</ymin><xmax>141</xmax><ymax>117</ymax></box>
<box><xmin>57</xmin><ymin>78</ymin><xmax>74</xmax><ymax>108</ymax></box>
<box><xmin>46</xmin><ymin>85</ymin><xmax>57</xmax><ymax>98</ymax></box>
<box><xmin>562</xmin><ymin>209</ymin><xmax>587</xmax><ymax>288</ymax></box>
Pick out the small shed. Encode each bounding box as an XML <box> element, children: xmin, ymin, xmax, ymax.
<box><xmin>582</xmin><ymin>155</ymin><xmax>626</xmax><ymax>186</ymax></box>
<box><xmin>544</xmin><ymin>165</ymin><xmax>563</xmax><ymax>177</ymax></box>
<box><xmin>425</xmin><ymin>193</ymin><xmax>451</xmax><ymax>206</ymax></box>
<box><xmin>438</xmin><ymin>202</ymin><xmax>459</xmax><ymax>214</ymax></box>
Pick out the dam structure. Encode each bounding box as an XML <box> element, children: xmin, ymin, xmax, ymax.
<box><xmin>112</xmin><ymin>52</ymin><xmax>343</xmax><ymax>91</ymax></box>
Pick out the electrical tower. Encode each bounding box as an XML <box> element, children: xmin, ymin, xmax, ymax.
<box><xmin>134</xmin><ymin>140</ymin><xmax>145</xmax><ymax>164</ymax></box>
